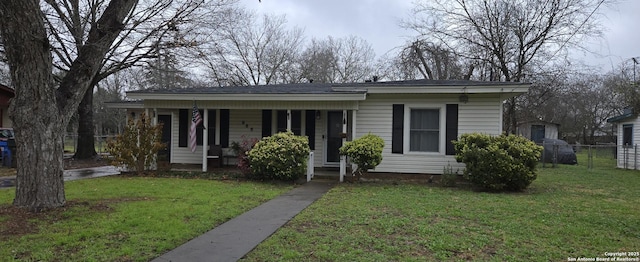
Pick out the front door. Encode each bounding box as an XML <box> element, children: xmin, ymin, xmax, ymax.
<box><xmin>531</xmin><ymin>125</ymin><xmax>545</xmax><ymax>144</ymax></box>
<box><xmin>158</xmin><ymin>115</ymin><xmax>171</xmax><ymax>161</ymax></box>
<box><xmin>326</xmin><ymin>111</ymin><xmax>343</xmax><ymax>163</ymax></box>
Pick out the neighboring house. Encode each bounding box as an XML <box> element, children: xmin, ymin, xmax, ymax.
<box><xmin>607</xmin><ymin>108</ymin><xmax>639</xmax><ymax>170</ymax></box>
<box><xmin>112</xmin><ymin>79</ymin><xmax>529</xmax><ymax>180</ymax></box>
<box><xmin>516</xmin><ymin>120</ymin><xmax>559</xmax><ymax>143</ymax></box>
<box><xmin>0</xmin><ymin>83</ymin><xmax>14</xmax><ymax>128</ymax></box>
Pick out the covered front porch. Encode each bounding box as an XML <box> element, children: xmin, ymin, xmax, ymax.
<box><xmin>129</xmin><ymin>98</ymin><xmax>363</xmax><ymax>182</ymax></box>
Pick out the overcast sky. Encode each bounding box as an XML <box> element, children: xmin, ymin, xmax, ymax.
<box><xmin>240</xmin><ymin>0</ymin><xmax>640</xmax><ymax>72</ymax></box>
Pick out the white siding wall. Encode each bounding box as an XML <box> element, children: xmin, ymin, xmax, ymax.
<box><xmin>229</xmin><ymin>109</ymin><xmax>262</xmax><ymax>145</ymax></box>
<box><xmin>516</xmin><ymin>122</ymin><xmax>559</xmax><ymax>140</ymax></box>
<box><xmin>545</xmin><ymin>125</ymin><xmax>559</xmax><ymax>140</ymax></box>
<box><xmin>170</xmin><ymin>109</ymin><xmax>203</xmax><ymax>164</ymax></box>
<box><xmin>168</xmin><ymin>108</ymin><xmax>328</xmax><ymax>166</ymax></box>
<box><xmin>356</xmin><ymin>94</ymin><xmax>503</xmax><ymax>174</ymax></box>
<box><xmin>148</xmin><ymin>94</ymin><xmax>505</xmax><ymax>172</ymax></box>
<box><xmin>616</xmin><ymin>117</ymin><xmax>640</xmax><ymax>169</ymax></box>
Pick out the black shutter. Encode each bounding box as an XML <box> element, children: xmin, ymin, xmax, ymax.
<box><xmin>291</xmin><ymin>110</ymin><xmax>302</xmax><ymax>135</ymax></box>
<box><xmin>262</xmin><ymin>110</ymin><xmax>272</xmax><ymax>137</ymax></box>
<box><xmin>445</xmin><ymin>104</ymin><xmax>459</xmax><ymax>155</ymax></box>
<box><xmin>178</xmin><ymin>109</ymin><xmax>188</xmax><ymax>147</ymax></box>
<box><xmin>196</xmin><ymin>110</ymin><xmax>204</xmax><ymax>145</ymax></box>
<box><xmin>392</xmin><ymin>104</ymin><xmax>404</xmax><ymax>154</ymax></box>
<box><xmin>220</xmin><ymin>109</ymin><xmax>230</xmax><ymax>147</ymax></box>
<box><xmin>305</xmin><ymin>110</ymin><xmax>316</xmax><ymax>150</ymax></box>
<box><xmin>276</xmin><ymin>110</ymin><xmax>287</xmax><ymax>133</ymax></box>
<box><xmin>208</xmin><ymin>110</ymin><xmax>216</xmax><ymax>146</ymax></box>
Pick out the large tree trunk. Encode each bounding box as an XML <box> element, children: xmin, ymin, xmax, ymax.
<box><xmin>12</xmin><ymin>118</ymin><xmax>67</xmax><ymax>211</ymax></box>
<box><xmin>0</xmin><ymin>0</ymin><xmax>138</xmax><ymax>211</ymax></box>
<box><xmin>1</xmin><ymin>0</ymin><xmax>66</xmax><ymax>211</ymax></box>
<box><xmin>74</xmin><ymin>85</ymin><xmax>97</xmax><ymax>159</ymax></box>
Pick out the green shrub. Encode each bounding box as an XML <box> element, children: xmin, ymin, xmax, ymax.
<box><xmin>339</xmin><ymin>133</ymin><xmax>384</xmax><ymax>179</ymax></box>
<box><xmin>106</xmin><ymin>112</ymin><xmax>165</xmax><ymax>174</ymax></box>
<box><xmin>453</xmin><ymin>133</ymin><xmax>542</xmax><ymax>191</ymax></box>
<box><xmin>247</xmin><ymin>131</ymin><xmax>310</xmax><ymax>181</ymax></box>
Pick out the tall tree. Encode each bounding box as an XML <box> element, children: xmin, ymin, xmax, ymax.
<box><xmin>405</xmin><ymin>0</ymin><xmax>608</xmax><ymax>133</ymax></box>
<box><xmin>609</xmin><ymin>58</ymin><xmax>640</xmax><ymax>111</ymax></box>
<box><xmin>0</xmin><ymin>0</ymin><xmax>137</xmax><ymax>211</ymax></box>
<box><xmin>94</xmin><ymin>71</ymin><xmax>128</xmax><ymax>136</ymax></box>
<box><xmin>299</xmin><ymin>35</ymin><xmax>376</xmax><ymax>83</ymax></box>
<box><xmin>43</xmin><ymin>0</ymin><xmax>237</xmax><ymax>160</ymax></box>
<box><xmin>396</xmin><ymin>40</ymin><xmax>472</xmax><ymax>80</ymax></box>
<box><xmin>199</xmin><ymin>12</ymin><xmax>304</xmax><ymax>86</ymax></box>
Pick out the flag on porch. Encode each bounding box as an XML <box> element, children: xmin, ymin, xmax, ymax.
<box><xmin>189</xmin><ymin>103</ymin><xmax>203</xmax><ymax>152</ymax></box>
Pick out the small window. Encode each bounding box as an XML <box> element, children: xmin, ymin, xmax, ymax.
<box><xmin>276</xmin><ymin>110</ymin><xmax>302</xmax><ymax>135</ymax></box>
<box><xmin>623</xmin><ymin>124</ymin><xmax>633</xmax><ymax>147</ymax></box>
<box><xmin>410</xmin><ymin>109</ymin><xmax>440</xmax><ymax>152</ymax></box>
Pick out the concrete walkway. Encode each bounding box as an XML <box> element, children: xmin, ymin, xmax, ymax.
<box><xmin>152</xmin><ymin>180</ymin><xmax>336</xmax><ymax>262</ymax></box>
<box><xmin>0</xmin><ymin>165</ymin><xmax>121</xmax><ymax>189</ymax></box>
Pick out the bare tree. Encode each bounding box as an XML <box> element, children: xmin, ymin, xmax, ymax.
<box><xmin>0</xmin><ymin>0</ymin><xmax>138</xmax><ymax>211</ymax></box>
<box><xmin>42</xmin><ymin>0</ymin><xmax>237</xmax><ymax>160</ymax></box>
<box><xmin>0</xmin><ymin>39</ymin><xmax>8</xmax><ymax>84</ymax></box>
<box><xmin>405</xmin><ymin>0</ymin><xmax>609</xmax><ymax>133</ymax></box>
<box><xmin>609</xmin><ymin>59</ymin><xmax>640</xmax><ymax>111</ymax></box>
<box><xmin>299</xmin><ymin>35</ymin><xmax>376</xmax><ymax>83</ymax></box>
<box><xmin>199</xmin><ymin>12</ymin><xmax>304</xmax><ymax>86</ymax></box>
<box><xmin>397</xmin><ymin>40</ymin><xmax>471</xmax><ymax>80</ymax></box>
<box><xmin>94</xmin><ymin>71</ymin><xmax>128</xmax><ymax>136</ymax></box>
<box><xmin>561</xmin><ymin>73</ymin><xmax>621</xmax><ymax>143</ymax></box>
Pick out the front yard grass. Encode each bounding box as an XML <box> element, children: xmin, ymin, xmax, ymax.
<box><xmin>0</xmin><ymin>177</ymin><xmax>292</xmax><ymax>261</ymax></box>
<box><xmin>244</xmin><ymin>161</ymin><xmax>640</xmax><ymax>261</ymax></box>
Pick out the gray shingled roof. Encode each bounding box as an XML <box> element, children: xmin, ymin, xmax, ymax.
<box><xmin>128</xmin><ymin>79</ymin><xmax>529</xmax><ymax>94</ymax></box>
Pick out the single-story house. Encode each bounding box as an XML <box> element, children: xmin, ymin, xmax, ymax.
<box><xmin>111</xmin><ymin>79</ymin><xmax>529</xmax><ymax>181</ymax></box>
<box><xmin>516</xmin><ymin>120</ymin><xmax>559</xmax><ymax>143</ymax></box>
<box><xmin>607</xmin><ymin>108</ymin><xmax>639</xmax><ymax>170</ymax></box>
<box><xmin>0</xmin><ymin>83</ymin><xmax>14</xmax><ymax>128</ymax></box>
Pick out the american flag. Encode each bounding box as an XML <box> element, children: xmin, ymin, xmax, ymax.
<box><xmin>189</xmin><ymin>104</ymin><xmax>203</xmax><ymax>152</ymax></box>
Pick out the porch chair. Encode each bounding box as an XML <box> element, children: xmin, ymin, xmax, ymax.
<box><xmin>207</xmin><ymin>145</ymin><xmax>223</xmax><ymax>168</ymax></box>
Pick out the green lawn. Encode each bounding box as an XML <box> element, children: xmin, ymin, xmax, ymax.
<box><xmin>243</xmin><ymin>161</ymin><xmax>640</xmax><ymax>261</ymax></box>
<box><xmin>0</xmin><ymin>177</ymin><xmax>292</xmax><ymax>261</ymax></box>
<box><xmin>1</xmin><ymin>158</ymin><xmax>638</xmax><ymax>261</ymax></box>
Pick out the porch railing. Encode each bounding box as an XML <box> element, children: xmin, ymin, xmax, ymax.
<box><xmin>307</xmin><ymin>151</ymin><xmax>314</xmax><ymax>182</ymax></box>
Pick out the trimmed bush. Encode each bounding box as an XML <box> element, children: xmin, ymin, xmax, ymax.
<box><xmin>247</xmin><ymin>131</ymin><xmax>310</xmax><ymax>181</ymax></box>
<box><xmin>339</xmin><ymin>133</ymin><xmax>384</xmax><ymax>179</ymax></box>
<box><xmin>453</xmin><ymin>133</ymin><xmax>542</xmax><ymax>191</ymax></box>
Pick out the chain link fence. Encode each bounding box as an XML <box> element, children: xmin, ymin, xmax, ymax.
<box><xmin>540</xmin><ymin>142</ymin><xmax>618</xmax><ymax>169</ymax></box>
<box><xmin>63</xmin><ymin>134</ymin><xmax>116</xmax><ymax>155</ymax></box>
<box><xmin>617</xmin><ymin>144</ymin><xmax>640</xmax><ymax>170</ymax></box>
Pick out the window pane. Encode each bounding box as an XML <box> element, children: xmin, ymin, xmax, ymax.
<box><xmin>411</xmin><ymin>109</ymin><xmax>439</xmax><ymax>130</ymax></box>
<box><xmin>410</xmin><ymin>109</ymin><xmax>439</xmax><ymax>152</ymax></box>
<box><xmin>410</xmin><ymin>131</ymin><xmax>439</xmax><ymax>151</ymax></box>
<box><xmin>623</xmin><ymin>124</ymin><xmax>633</xmax><ymax>146</ymax></box>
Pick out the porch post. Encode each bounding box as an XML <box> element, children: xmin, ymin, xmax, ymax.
<box><xmin>215</xmin><ymin>110</ymin><xmax>220</xmax><ymax>144</ymax></box>
<box><xmin>340</xmin><ymin>109</ymin><xmax>347</xmax><ymax>182</ymax></box>
<box><xmin>152</xmin><ymin>108</ymin><xmax>157</xmax><ymax>125</ymax></box>
<box><xmin>351</xmin><ymin>110</ymin><xmax>357</xmax><ymax>174</ymax></box>
<box><xmin>287</xmin><ymin>109</ymin><xmax>292</xmax><ymax>131</ymax></box>
<box><xmin>202</xmin><ymin>109</ymin><xmax>209</xmax><ymax>172</ymax></box>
